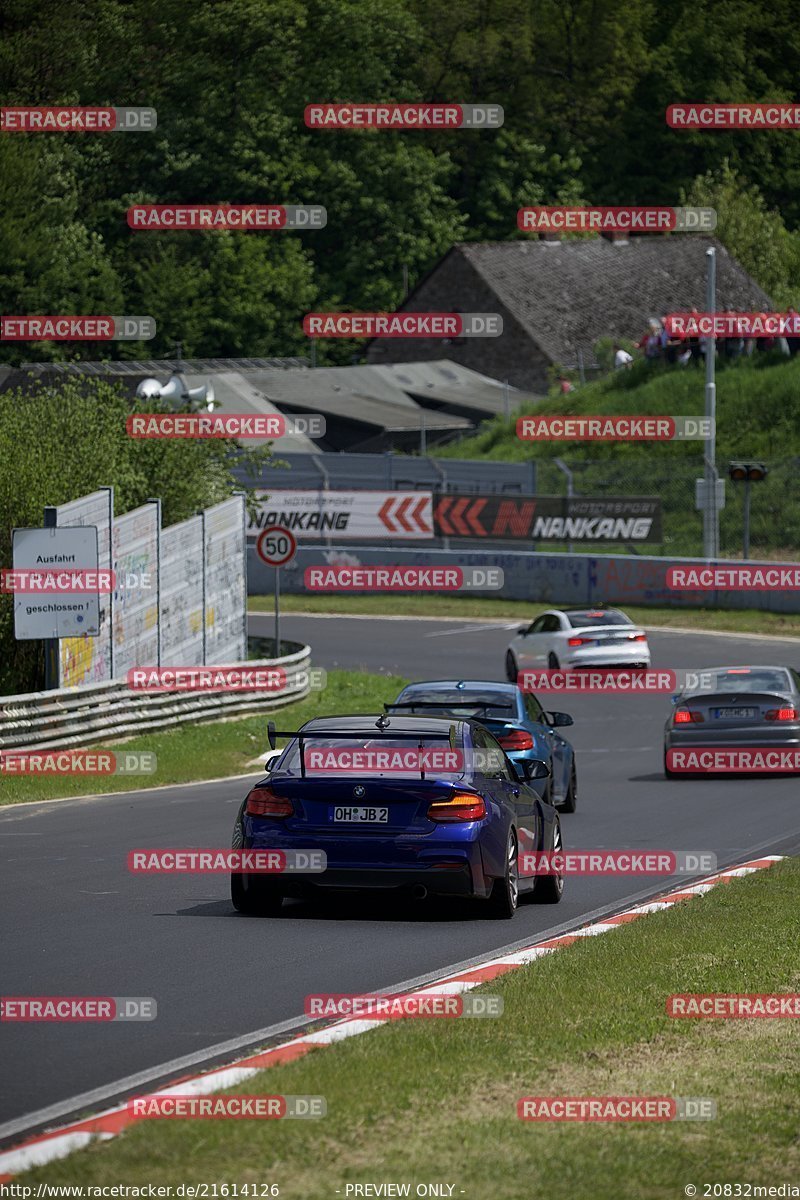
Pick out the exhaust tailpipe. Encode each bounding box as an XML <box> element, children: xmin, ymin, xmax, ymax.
<box><xmin>412</xmin><ymin>884</ymin><xmax>428</xmax><ymax>900</ymax></box>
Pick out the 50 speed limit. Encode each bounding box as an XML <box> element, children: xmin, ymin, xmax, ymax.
<box><xmin>256</xmin><ymin>525</ymin><xmax>297</xmax><ymax>567</ymax></box>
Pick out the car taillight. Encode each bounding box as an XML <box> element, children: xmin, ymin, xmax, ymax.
<box><xmin>567</xmin><ymin>636</ymin><xmax>588</xmax><ymax>646</ymax></box>
<box><xmin>765</xmin><ymin>707</ymin><xmax>798</xmax><ymax>721</ymax></box>
<box><xmin>497</xmin><ymin>729</ymin><xmax>534</xmax><ymax>751</ymax></box>
<box><xmin>245</xmin><ymin>788</ymin><xmax>293</xmax><ymax>818</ymax></box>
<box><xmin>629</xmin><ymin>633</ymin><xmax>647</xmax><ymax>642</ymax></box>
<box><xmin>674</xmin><ymin>709</ymin><xmax>704</xmax><ymax>724</ymax></box>
<box><xmin>427</xmin><ymin>792</ymin><xmax>487</xmax><ymax>823</ymax></box>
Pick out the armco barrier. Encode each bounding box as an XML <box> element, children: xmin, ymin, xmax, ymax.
<box><xmin>0</xmin><ymin>644</ymin><xmax>311</xmax><ymax>753</ymax></box>
<box><xmin>247</xmin><ymin>545</ymin><xmax>800</xmax><ymax>614</ymax></box>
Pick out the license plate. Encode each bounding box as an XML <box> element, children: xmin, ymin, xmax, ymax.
<box><xmin>713</xmin><ymin>707</ymin><xmax>757</xmax><ymax>720</ymax></box>
<box><xmin>332</xmin><ymin>806</ymin><xmax>389</xmax><ymax>823</ymax></box>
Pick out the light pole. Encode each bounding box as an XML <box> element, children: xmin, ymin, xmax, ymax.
<box><xmin>703</xmin><ymin>248</ymin><xmax>720</xmax><ymax>559</ymax></box>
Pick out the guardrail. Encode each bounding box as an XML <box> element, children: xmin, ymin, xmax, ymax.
<box><xmin>0</xmin><ymin>644</ymin><xmax>311</xmax><ymax>753</ymax></box>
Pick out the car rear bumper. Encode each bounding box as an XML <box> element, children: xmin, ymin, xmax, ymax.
<box><xmin>277</xmin><ymin>864</ymin><xmax>480</xmax><ymax>898</ymax></box>
<box><xmin>665</xmin><ymin>729</ymin><xmax>800</xmax><ymax>748</ymax></box>
<box><xmin>565</xmin><ymin>646</ymin><xmax>650</xmax><ymax>667</ymax></box>
<box><xmin>242</xmin><ymin>827</ymin><xmax>491</xmax><ymax>897</ymax></box>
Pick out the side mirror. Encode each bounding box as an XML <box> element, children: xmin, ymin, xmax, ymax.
<box><xmin>517</xmin><ymin>625</ymin><xmax>528</xmax><ymax>635</ymax></box>
<box><xmin>521</xmin><ymin>758</ymin><xmax>551</xmax><ymax>781</ymax></box>
<box><xmin>546</xmin><ymin>711</ymin><xmax>574</xmax><ymax>728</ymax></box>
<box><xmin>669</xmin><ymin>693</ymin><xmax>680</xmax><ymax>705</ymax></box>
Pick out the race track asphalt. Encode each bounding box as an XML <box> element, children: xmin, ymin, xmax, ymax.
<box><xmin>2</xmin><ymin>613</ymin><xmax>799</xmax><ymax>1141</ymax></box>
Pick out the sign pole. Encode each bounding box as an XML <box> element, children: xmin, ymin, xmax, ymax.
<box><xmin>275</xmin><ymin>565</ymin><xmax>281</xmax><ymax>658</ymax></box>
<box><xmin>42</xmin><ymin>507</ymin><xmax>58</xmax><ymax>691</ymax></box>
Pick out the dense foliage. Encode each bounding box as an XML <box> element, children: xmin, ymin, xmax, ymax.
<box><xmin>2</xmin><ymin>0</ymin><xmax>800</xmax><ymax>366</ymax></box>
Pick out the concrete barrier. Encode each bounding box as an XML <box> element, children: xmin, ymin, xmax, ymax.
<box><xmin>247</xmin><ymin>545</ymin><xmax>800</xmax><ymax>614</ymax></box>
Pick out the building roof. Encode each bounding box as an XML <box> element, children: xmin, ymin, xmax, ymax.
<box><xmin>371</xmin><ymin>360</ymin><xmax>544</xmax><ymax>412</ymax></box>
<box><xmin>18</xmin><ymin>357</ymin><xmax>306</xmax><ymax>375</ymax></box>
<box><xmin>454</xmin><ymin>236</ymin><xmax>774</xmax><ymax>368</ymax></box>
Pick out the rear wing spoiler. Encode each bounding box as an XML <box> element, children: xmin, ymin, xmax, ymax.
<box><xmin>267</xmin><ymin>720</ymin><xmax>459</xmax><ymax>780</ymax></box>
<box><xmin>384</xmin><ymin>700</ymin><xmax>514</xmax><ymax>713</ymax></box>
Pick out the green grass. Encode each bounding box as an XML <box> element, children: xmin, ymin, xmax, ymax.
<box><xmin>435</xmin><ymin>354</ymin><xmax>800</xmax><ymax>558</ymax></box>
<box><xmin>252</xmin><ymin>592</ymin><xmax>800</xmax><ymax>637</ymax></box>
<box><xmin>0</xmin><ymin>670</ymin><xmax>408</xmax><ymax>806</ymax></box>
<box><xmin>20</xmin><ymin>859</ymin><xmax>800</xmax><ymax>1197</ymax></box>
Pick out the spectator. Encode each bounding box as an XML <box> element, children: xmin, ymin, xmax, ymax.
<box><xmin>558</xmin><ymin>375</ymin><xmax>574</xmax><ymax>394</ymax></box>
<box><xmin>613</xmin><ymin>343</ymin><xmax>633</xmax><ymax>369</ymax></box>
<box><xmin>787</xmin><ymin>306</ymin><xmax>800</xmax><ymax>356</ymax></box>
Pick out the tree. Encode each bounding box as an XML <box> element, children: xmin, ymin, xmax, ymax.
<box><xmin>684</xmin><ymin>160</ymin><xmax>800</xmax><ymax>308</ymax></box>
<box><xmin>0</xmin><ymin>377</ymin><xmax>272</xmax><ymax>693</ymax></box>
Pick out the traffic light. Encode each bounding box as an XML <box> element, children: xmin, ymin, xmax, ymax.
<box><xmin>728</xmin><ymin>462</ymin><xmax>768</xmax><ymax>483</ymax></box>
<box><xmin>727</xmin><ymin>463</ymin><xmax>768</xmax><ymax>559</ymax></box>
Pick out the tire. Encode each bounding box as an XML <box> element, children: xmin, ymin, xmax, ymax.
<box><xmin>231</xmin><ymin>872</ymin><xmax>284</xmax><ymax>916</ymax></box>
<box><xmin>547</xmin><ymin>652</ymin><xmax>560</xmax><ymax>670</ymax></box>
<box><xmin>559</xmin><ymin>761</ymin><xmax>577</xmax><ymax>813</ymax></box>
<box><xmin>505</xmin><ymin>650</ymin><xmax>518</xmax><ymax>683</ymax></box>
<box><xmin>534</xmin><ymin>817</ymin><xmax>564</xmax><ymax>904</ymax></box>
<box><xmin>487</xmin><ymin>830</ymin><xmax>519</xmax><ymax>918</ymax></box>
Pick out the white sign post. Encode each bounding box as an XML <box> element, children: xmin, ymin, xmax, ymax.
<box><xmin>11</xmin><ymin>526</ymin><xmax>101</xmax><ymax>640</ymax></box>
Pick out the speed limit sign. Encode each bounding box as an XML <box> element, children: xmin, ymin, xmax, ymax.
<box><xmin>256</xmin><ymin>525</ymin><xmax>297</xmax><ymax>567</ymax></box>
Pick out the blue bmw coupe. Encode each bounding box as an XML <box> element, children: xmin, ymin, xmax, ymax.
<box><xmin>231</xmin><ymin>713</ymin><xmax>564</xmax><ymax>919</ymax></box>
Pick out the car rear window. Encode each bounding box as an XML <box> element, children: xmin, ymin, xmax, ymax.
<box><xmin>565</xmin><ymin>610</ymin><xmax>632</xmax><ymax>628</ymax></box>
<box><xmin>702</xmin><ymin>668</ymin><xmax>792</xmax><ymax>695</ymax></box>
<box><xmin>398</xmin><ymin>691</ymin><xmax>515</xmax><ymax>719</ymax></box>
<box><xmin>276</xmin><ymin>733</ymin><xmax>468</xmax><ymax>778</ymax></box>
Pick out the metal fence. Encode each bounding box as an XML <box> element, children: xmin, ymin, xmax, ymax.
<box><xmin>238</xmin><ymin>453</ymin><xmax>538</xmax><ymax>495</ymax></box>
<box><xmin>241</xmin><ymin>453</ymin><xmax>800</xmax><ymax>558</ymax></box>
<box><xmin>0</xmin><ymin>644</ymin><xmax>311</xmax><ymax>752</ymax></box>
<box><xmin>51</xmin><ymin>490</ymin><xmax>247</xmax><ymax>687</ymax></box>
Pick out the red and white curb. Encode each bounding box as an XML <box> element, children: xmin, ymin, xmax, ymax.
<box><xmin>0</xmin><ymin>855</ymin><xmax>784</xmax><ymax>1179</ymax></box>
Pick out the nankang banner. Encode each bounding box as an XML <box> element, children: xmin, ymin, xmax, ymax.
<box><xmin>249</xmin><ymin>490</ymin><xmax>661</xmax><ymax>543</ymax></box>
<box><xmin>433</xmin><ymin>495</ymin><xmax>662</xmax><ymax>542</ymax></box>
